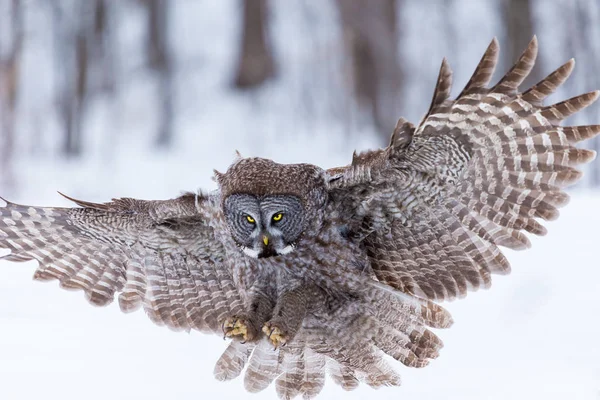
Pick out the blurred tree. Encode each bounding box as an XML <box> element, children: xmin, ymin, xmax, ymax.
<box><xmin>143</xmin><ymin>0</ymin><xmax>174</xmax><ymax>147</ymax></box>
<box><xmin>0</xmin><ymin>0</ymin><xmax>23</xmax><ymax>188</ymax></box>
<box><xmin>501</xmin><ymin>0</ymin><xmax>540</xmax><ymax>88</ymax></box>
<box><xmin>92</xmin><ymin>0</ymin><xmax>116</xmax><ymax>94</ymax></box>
<box><xmin>3</xmin><ymin>0</ymin><xmax>599</xmax><ymax>189</ymax></box>
<box><xmin>569</xmin><ymin>0</ymin><xmax>600</xmax><ymax>186</ymax></box>
<box><xmin>336</xmin><ymin>0</ymin><xmax>401</xmax><ymax>143</ymax></box>
<box><xmin>51</xmin><ymin>1</ymin><xmax>95</xmax><ymax>157</ymax></box>
<box><xmin>443</xmin><ymin>0</ymin><xmax>457</xmax><ymax>55</ymax></box>
<box><xmin>233</xmin><ymin>0</ymin><xmax>275</xmax><ymax>89</ymax></box>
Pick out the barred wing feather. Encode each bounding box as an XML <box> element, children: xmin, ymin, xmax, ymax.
<box><xmin>0</xmin><ymin>193</ymin><xmax>245</xmax><ymax>333</ymax></box>
<box><xmin>328</xmin><ymin>36</ymin><xmax>600</xmax><ymax>302</ymax></box>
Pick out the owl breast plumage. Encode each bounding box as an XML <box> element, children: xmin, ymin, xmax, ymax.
<box><xmin>1</xmin><ymin>37</ymin><xmax>598</xmax><ymax>399</ymax></box>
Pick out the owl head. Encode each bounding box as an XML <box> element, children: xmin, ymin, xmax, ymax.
<box><xmin>216</xmin><ymin>157</ymin><xmax>327</xmax><ymax>258</ymax></box>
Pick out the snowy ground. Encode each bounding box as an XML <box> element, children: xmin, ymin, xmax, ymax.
<box><xmin>0</xmin><ymin>192</ymin><xmax>598</xmax><ymax>400</ymax></box>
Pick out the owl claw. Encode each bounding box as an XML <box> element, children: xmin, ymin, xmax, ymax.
<box><xmin>222</xmin><ymin>316</ymin><xmax>254</xmax><ymax>342</ymax></box>
<box><xmin>262</xmin><ymin>322</ymin><xmax>288</xmax><ymax>349</ymax></box>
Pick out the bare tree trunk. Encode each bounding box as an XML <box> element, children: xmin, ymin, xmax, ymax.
<box><xmin>336</xmin><ymin>0</ymin><xmax>401</xmax><ymax>143</ymax></box>
<box><xmin>93</xmin><ymin>0</ymin><xmax>116</xmax><ymax>94</ymax></box>
<box><xmin>52</xmin><ymin>1</ymin><xmax>94</xmax><ymax>157</ymax></box>
<box><xmin>73</xmin><ymin>22</ymin><xmax>89</xmax><ymax>155</ymax></box>
<box><xmin>0</xmin><ymin>0</ymin><xmax>24</xmax><ymax>189</ymax></box>
<box><xmin>501</xmin><ymin>0</ymin><xmax>540</xmax><ymax>88</ymax></box>
<box><xmin>233</xmin><ymin>0</ymin><xmax>275</xmax><ymax>89</ymax></box>
<box><xmin>92</xmin><ymin>0</ymin><xmax>120</xmax><ymax>162</ymax></box>
<box><xmin>144</xmin><ymin>0</ymin><xmax>174</xmax><ymax>147</ymax></box>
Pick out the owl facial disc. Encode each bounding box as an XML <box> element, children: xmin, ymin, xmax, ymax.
<box><xmin>223</xmin><ymin>193</ymin><xmax>304</xmax><ymax>259</ymax></box>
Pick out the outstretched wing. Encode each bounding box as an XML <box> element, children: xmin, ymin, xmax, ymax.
<box><xmin>0</xmin><ymin>192</ymin><xmax>244</xmax><ymax>333</ymax></box>
<box><xmin>328</xmin><ymin>37</ymin><xmax>599</xmax><ymax>301</ymax></box>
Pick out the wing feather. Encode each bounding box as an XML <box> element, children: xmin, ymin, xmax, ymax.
<box><xmin>459</xmin><ymin>37</ymin><xmax>499</xmax><ymax>96</ymax></box>
<box><xmin>327</xmin><ymin>37</ymin><xmax>599</xmax><ymax>301</ymax></box>
<box><xmin>0</xmin><ymin>193</ymin><xmax>242</xmax><ymax>335</ymax></box>
<box><xmin>491</xmin><ymin>36</ymin><xmax>537</xmax><ymax>94</ymax></box>
<box><xmin>427</xmin><ymin>58</ymin><xmax>453</xmax><ymax>115</ymax></box>
<box><xmin>522</xmin><ymin>58</ymin><xmax>575</xmax><ymax>103</ymax></box>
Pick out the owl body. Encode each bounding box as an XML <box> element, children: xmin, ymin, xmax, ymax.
<box><xmin>1</xmin><ymin>38</ymin><xmax>599</xmax><ymax>398</ymax></box>
<box><xmin>205</xmin><ymin>175</ymin><xmax>374</xmax><ymax>345</ymax></box>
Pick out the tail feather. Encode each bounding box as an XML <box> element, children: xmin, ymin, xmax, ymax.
<box><xmin>214</xmin><ymin>341</ymin><xmax>253</xmax><ymax>382</ymax></box>
<box><xmin>373</xmin><ymin>326</ymin><xmax>432</xmax><ymax>368</ymax></box>
<box><xmin>274</xmin><ymin>345</ymin><xmax>326</xmax><ymax>400</ymax></box>
<box><xmin>327</xmin><ymin>360</ymin><xmax>359</xmax><ymax>391</ymax></box>
<box><xmin>308</xmin><ymin>331</ymin><xmax>401</xmax><ymax>389</ymax></box>
<box><xmin>211</xmin><ymin>280</ymin><xmax>449</xmax><ymax>398</ymax></box>
<box><xmin>299</xmin><ymin>348</ymin><xmax>326</xmax><ymax>399</ymax></box>
<box><xmin>275</xmin><ymin>347</ymin><xmax>304</xmax><ymax>400</ymax></box>
<box><xmin>244</xmin><ymin>340</ymin><xmax>283</xmax><ymax>393</ymax></box>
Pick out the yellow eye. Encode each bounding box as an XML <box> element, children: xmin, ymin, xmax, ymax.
<box><xmin>272</xmin><ymin>213</ymin><xmax>283</xmax><ymax>222</ymax></box>
<box><xmin>246</xmin><ymin>215</ymin><xmax>255</xmax><ymax>224</ymax></box>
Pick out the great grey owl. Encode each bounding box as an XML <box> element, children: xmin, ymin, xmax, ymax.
<box><xmin>1</xmin><ymin>37</ymin><xmax>598</xmax><ymax>399</ymax></box>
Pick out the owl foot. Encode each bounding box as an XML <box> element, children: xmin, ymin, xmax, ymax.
<box><xmin>222</xmin><ymin>316</ymin><xmax>256</xmax><ymax>342</ymax></box>
<box><xmin>262</xmin><ymin>322</ymin><xmax>289</xmax><ymax>349</ymax></box>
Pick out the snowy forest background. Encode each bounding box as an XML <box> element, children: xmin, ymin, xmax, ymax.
<box><xmin>1</xmin><ymin>0</ymin><xmax>600</xmax><ymax>199</ymax></box>
<box><xmin>0</xmin><ymin>1</ymin><xmax>599</xmax><ymax>400</ymax></box>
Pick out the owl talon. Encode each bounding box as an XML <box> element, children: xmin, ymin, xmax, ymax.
<box><xmin>262</xmin><ymin>322</ymin><xmax>288</xmax><ymax>349</ymax></box>
<box><xmin>222</xmin><ymin>316</ymin><xmax>254</xmax><ymax>342</ymax></box>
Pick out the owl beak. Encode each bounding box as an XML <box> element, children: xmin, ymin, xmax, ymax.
<box><xmin>257</xmin><ymin>235</ymin><xmax>278</xmax><ymax>258</ymax></box>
